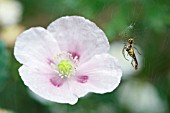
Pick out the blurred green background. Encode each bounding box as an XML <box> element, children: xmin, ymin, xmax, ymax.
<box><xmin>0</xmin><ymin>0</ymin><xmax>170</xmax><ymax>113</ymax></box>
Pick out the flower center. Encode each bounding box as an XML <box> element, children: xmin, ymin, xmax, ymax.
<box><xmin>50</xmin><ymin>52</ymin><xmax>78</xmax><ymax>78</ymax></box>
<box><xmin>58</xmin><ymin>60</ymin><xmax>73</xmax><ymax>75</ymax></box>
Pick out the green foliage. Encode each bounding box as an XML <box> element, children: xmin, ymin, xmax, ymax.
<box><xmin>0</xmin><ymin>39</ymin><xmax>9</xmax><ymax>90</ymax></box>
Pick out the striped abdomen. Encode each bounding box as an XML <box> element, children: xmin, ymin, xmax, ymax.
<box><xmin>126</xmin><ymin>48</ymin><xmax>138</xmax><ymax>70</ymax></box>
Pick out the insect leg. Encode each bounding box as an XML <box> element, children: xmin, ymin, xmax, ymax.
<box><xmin>131</xmin><ymin>59</ymin><xmax>134</xmax><ymax>67</ymax></box>
<box><xmin>134</xmin><ymin>47</ymin><xmax>141</xmax><ymax>55</ymax></box>
<box><xmin>122</xmin><ymin>47</ymin><xmax>129</xmax><ymax>61</ymax></box>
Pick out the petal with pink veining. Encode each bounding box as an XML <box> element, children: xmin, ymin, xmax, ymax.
<box><xmin>19</xmin><ymin>65</ymin><xmax>78</xmax><ymax>105</ymax></box>
<box><xmin>69</xmin><ymin>54</ymin><xmax>122</xmax><ymax>97</ymax></box>
<box><xmin>14</xmin><ymin>27</ymin><xmax>61</xmax><ymax>71</ymax></box>
<box><xmin>47</xmin><ymin>16</ymin><xmax>109</xmax><ymax>64</ymax></box>
<box><xmin>50</xmin><ymin>77</ymin><xmax>64</xmax><ymax>87</ymax></box>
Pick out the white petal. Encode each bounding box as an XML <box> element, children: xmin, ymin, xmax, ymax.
<box><xmin>19</xmin><ymin>65</ymin><xmax>78</xmax><ymax>105</ymax></box>
<box><xmin>70</xmin><ymin>54</ymin><xmax>122</xmax><ymax>97</ymax></box>
<box><xmin>14</xmin><ymin>27</ymin><xmax>60</xmax><ymax>70</ymax></box>
<box><xmin>47</xmin><ymin>16</ymin><xmax>109</xmax><ymax>64</ymax></box>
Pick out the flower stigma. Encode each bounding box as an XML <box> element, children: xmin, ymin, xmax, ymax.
<box><xmin>50</xmin><ymin>52</ymin><xmax>78</xmax><ymax>78</ymax></box>
<box><xmin>58</xmin><ymin>60</ymin><xmax>73</xmax><ymax>75</ymax></box>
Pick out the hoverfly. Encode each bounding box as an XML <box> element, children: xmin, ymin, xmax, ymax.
<box><xmin>122</xmin><ymin>38</ymin><xmax>141</xmax><ymax>70</ymax></box>
<box><xmin>121</xmin><ymin>23</ymin><xmax>141</xmax><ymax>70</ymax></box>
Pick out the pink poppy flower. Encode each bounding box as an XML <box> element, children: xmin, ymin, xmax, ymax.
<box><xmin>14</xmin><ymin>16</ymin><xmax>122</xmax><ymax>105</ymax></box>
